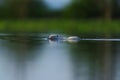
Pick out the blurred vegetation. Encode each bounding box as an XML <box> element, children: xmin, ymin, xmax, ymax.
<box><xmin>0</xmin><ymin>0</ymin><xmax>120</xmax><ymax>33</ymax></box>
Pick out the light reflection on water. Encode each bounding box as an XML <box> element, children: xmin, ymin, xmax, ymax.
<box><xmin>0</xmin><ymin>40</ymin><xmax>15</xmax><ymax>80</ymax></box>
<box><xmin>27</xmin><ymin>41</ymin><xmax>73</xmax><ymax>80</ymax></box>
<box><xmin>0</xmin><ymin>34</ymin><xmax>120</xmax><ymax>80</ymax></box>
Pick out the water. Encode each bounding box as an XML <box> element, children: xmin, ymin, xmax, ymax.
<box><xmin>0</xmin><ymin>33</ymin><xmax>120</xmax><ymax>80</ymax></box>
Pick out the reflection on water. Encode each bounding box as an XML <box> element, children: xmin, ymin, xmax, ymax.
<box><xmin>27</xmin><ymin>41</ymin><xmax>73</xmax><ymax>80</ymax></box>
<box><xmin>0</xmin><ymin>40</ymin><xmax>15</xmax><ymax>80</ymax></box>
<box><xmin>0</xmin><ymin>34</ymin><xmax>120</xmax><ymax>80</ymax></box>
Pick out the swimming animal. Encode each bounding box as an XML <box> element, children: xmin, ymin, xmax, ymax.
<box><xmin>48</xmin><ymin>34</ymin><xmax>80</xmax><ymax>42</ymax></box>
<box><xmin>48</xmin><ymin>34</ymin><xmax>60</xmax><ymax>40</ymax></box>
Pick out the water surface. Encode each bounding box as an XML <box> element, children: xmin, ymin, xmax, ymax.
<box><xmin>0</xmin><ymin>33</ymin><xmax>120</xmax><ymax>80</ymax></box>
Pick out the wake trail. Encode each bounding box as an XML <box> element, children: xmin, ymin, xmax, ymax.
<box><xmin>81</xmin><ymin>38</ymin><xmax>120</xmax><ymax>41</ymax></box>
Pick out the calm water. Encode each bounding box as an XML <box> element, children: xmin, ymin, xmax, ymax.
<box><xmin>0</xmin><ymin>33</ymin><xmax>120</xmax><ymax>80</ymax></box>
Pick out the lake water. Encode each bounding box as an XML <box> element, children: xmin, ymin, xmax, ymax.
<box><xmin>0</xmin><ymin>33</ymin><xmax>120</xmax><ymax>80</ymax></box>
